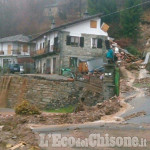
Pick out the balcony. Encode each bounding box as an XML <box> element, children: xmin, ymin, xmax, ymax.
<box><xmin>12</xmin><ymin>49</ymin><xmax>21</xmax><ymax>55</ymax></box>
<box><xmin>0</xmin><ymin>51</ymin><xmax>4</xmax><ymax>55</ymax></box>
<box><xmin>31</xmin><ymin>45</ymin><xmax>60</xmax><ymax>58</ymax></box>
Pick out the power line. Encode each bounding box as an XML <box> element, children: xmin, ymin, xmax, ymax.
<box><xmin>29</xmin><ymin>0</ymin><xmax>150</xmax><ymax>37</ymax></box>
<box><xmin>101</xmin><ymin>0</ymin><xmax>150</xmax><ymax>18</ymax></box>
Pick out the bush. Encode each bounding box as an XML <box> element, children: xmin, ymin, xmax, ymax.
<box><xmin>15</xmin><ymin>100</ymin><xmax>41</xmax><ymax>115</ymax></box>
<box><xmin>126</xmin><ymin>63</ymin><xmax>139</xmax><ymax>71</ymax></box>
<box><xmin>126</xmin><ymin>45</ymin><xmax>140</xmax><ymax>56</ymax></box>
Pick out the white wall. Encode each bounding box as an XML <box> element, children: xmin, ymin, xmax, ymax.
<box><xmin>0</xmin><ymin>42</ymin><xmax>30</xmax><ymax>56</ymax></box>
<box><xmin>0</xmin><ymin>42</ymin><xmax>13</xmax><ymax>55</ymax></box>
<box><xmin>62</xmin><ymin>17</ymin><xmax>108</xmax><ymax>37</ymax></box>
<box><xmin>35</xmin><ymin>17</ymin><xmax>107</xmax><ymax>51</ymax></box>
<box><xmin>36</xmin><ymin>32</ymin><xmax>58</xmax><ymax>52</ymax></box>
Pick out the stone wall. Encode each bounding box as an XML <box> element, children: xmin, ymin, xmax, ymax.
<box><xmin>59</xmin><ymin>32</ymin><xmax>107</xmax><ymax>69</ymax></box>
<box><xmin>0</xmin><ymin>76</ymin><xmax>104</xmax><ymax>110</ymax></box>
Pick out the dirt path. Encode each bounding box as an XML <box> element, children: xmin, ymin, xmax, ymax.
<box><xmin>100</xmin><ymin>66</ymin><xmax>142</xmax><ymax>123</ymax></box>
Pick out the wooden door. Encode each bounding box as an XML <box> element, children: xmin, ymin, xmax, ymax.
<box><xmin>46</xmin><ymin>59</ymin><xmax>51</xmax><ymax>74</ymax></box>
<box><xmin>23</xmin><ymin>44</ymin><xmax>28</xmax><ymax>52</ymax></box>
<box><xmin>8</xmin><ymin>45</ymin><xmax>12</xmax><ymax>55</ymax></box>
<box><xmin>53</xmin><ymin>58</ymin><xmax>56</xmax><ymax>74</ymax></box>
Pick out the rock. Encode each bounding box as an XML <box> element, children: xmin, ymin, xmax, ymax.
<box><xmin>12</xmin><ymin>136</ymin><xmax>17</xmax><ymax>139</ymax></box>
<box><xmin>6</xmin><ymin>144</ymin><xmax>13</xmax><ymax>148</ymax></box>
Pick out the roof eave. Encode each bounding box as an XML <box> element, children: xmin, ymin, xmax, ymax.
<box><xmin>30</xmin><ymin>13</ymin><xmax>103</xmax><ymax>41</ymax></box>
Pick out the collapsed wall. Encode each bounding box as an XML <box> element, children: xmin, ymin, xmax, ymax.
<box><xmin>0</xmin><ymin>76</ymin><xmax>103</xmax><ymax>110</ymax></box>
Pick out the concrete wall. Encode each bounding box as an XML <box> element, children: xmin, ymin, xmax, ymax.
<box><xmin>0</xmin><ymin>76</ymin><xmax>103</xmax><ymax>110</ymax></box>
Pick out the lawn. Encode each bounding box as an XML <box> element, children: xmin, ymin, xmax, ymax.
<box><xmin>45</xmin><ymin>105</ymin><xmax>75</xmax><ymax>113</ymax></box>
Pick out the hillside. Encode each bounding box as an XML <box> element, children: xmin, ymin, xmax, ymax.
<box><xmin>140</xmin><ymin>9</ymin><xmax>150</xmax><ymax>51</ymax></box>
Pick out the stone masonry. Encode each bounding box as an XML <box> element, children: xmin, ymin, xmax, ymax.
<box><xmin>59</xmin><ymin>31</ymin><xmax>108</xmax><ymax>69</ymax></box>
<box><xmin>0</xmin><ymin>75</ymin><xmax>103</xmax><ymax>110</ymax></box>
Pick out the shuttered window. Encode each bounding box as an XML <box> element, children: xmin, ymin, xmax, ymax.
<box><xmin>90</xmin><ymin>20</ymin><xmax>97</xmax><ymax>28</ymax></box>
<box><xmin>23</xmin><ymin>45</ymin><xmax>28</xmax><ymax>52</ymax></box>
<box><xmin>54</xmin><ymin>37</ymin><xmax>58</xmax><ymax>51</ymax></box>
<box><xmin>92</xmin><ymin>38</ymin><xmax>103</xmax><ymax>48</ymax></box>
<box><xmin>105</xmin><ymin>40</ymin><xmax>110</xmax><ymax>49</ymax></box>
<box><xmin>66</xmin><ymin>36</ymin><xmax>71</xmax><ymax>45</ymax></box>
<box><xmin>97</xmin><ymin>39</ymin><xmax>103</xmax><ymax>48</ymax></box>
<box><xmin>92</xmin><ymin>38</ymin><xmax>97</xmax><ymax>48</ymax></box>
<box><xmin>80</xmin><ymin>37</ymin><xmax>84</xmax><ymax>47</ymax></box>
<box><xmin>66</xmin><ymin>36</ymin><xmax>84</xmax><ymax>47</ymax></box>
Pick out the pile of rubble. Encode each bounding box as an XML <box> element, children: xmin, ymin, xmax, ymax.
<box><xmin>120</xmin><ymin>79</ymin><xmax>135</xmax><ymax>93</ymax></box>
<box><xmin>0</xmin><ymin>97</ymin><xmax>122</xmax><ymax>149</ymax></box>
<box><xmin>110</xmin><ymin>41</ymin><xmax>139</xmax><ymax>64</ymax></box>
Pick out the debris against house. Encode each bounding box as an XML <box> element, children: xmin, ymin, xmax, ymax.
<box><xmin>78</xmin><ymin>58</ymin><xmax>104</xmax><ymax>73</ymax></box>
<box><xmin>109</xmin><ymin>41</ymin><xmax>139</xmax><ymax>64</ymax></box>
<box><xmin>125</xmin><ymin>63</ymin><xmax>140</xmax><ymax>71</ymax></box>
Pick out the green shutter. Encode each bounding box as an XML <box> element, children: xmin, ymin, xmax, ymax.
<box><xmin>66</xmin><ymin>36</ymin><xmax>71</xmax><ymax>45</ymax></box>
<box><xmin>105</xmin><ymin>40</ymin><xmax>110</xmax><ymax>49</ymax></box>
<box><xmin>80</xmin><ymin>37</ymin><xmax>84</xmax><ymax>47</ymax></box>
<box><xmin>97</xmin><ymin>39</ymin><xmax>103</xmax><ymax>48</ymax></box>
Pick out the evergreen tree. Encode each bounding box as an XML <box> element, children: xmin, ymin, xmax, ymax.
<box><xmin>88</xmin><ymin>0</ymin><xmax>118</xmax><ymax>23</ymax></box>
<box><xmin>120</xmin><ymin>0</ymin><xmax>142</xmax><ymax>41</ymax></box>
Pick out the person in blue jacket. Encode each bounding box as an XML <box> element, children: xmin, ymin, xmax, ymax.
<box><xmin>106</xmin><ymin>48</ymin><xmax>114</xmax><ymax>64</ymax></box>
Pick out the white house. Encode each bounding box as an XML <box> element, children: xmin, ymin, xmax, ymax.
<box><xmin>0</xmin><ymin>34</ymin><xmax>34</xmax><ymax>69</ymax></box>
<box><xmin>31</xmin><ymin>13</ymin><xmax>109</xmax><ymax>74</ymax></box>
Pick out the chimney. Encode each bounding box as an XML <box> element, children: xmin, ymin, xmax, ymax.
<box><xmin>83</xmin><ymin>10</ymin><xmax>89</xmax><ymax>18</ymax></box>
<box><xmin>51</xmin><ymin>19</ymin><xmax>55</xmax><ymax>29</ymax></box>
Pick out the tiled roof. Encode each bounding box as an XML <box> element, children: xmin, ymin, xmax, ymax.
<box><xmin>0</xmin><ymin>34</ymin><xmax>31</xmax><ymax>43</ymax></box>
<box><xmin>31</xmin><ymin>13</ymin><xmax>103</xmax><ymax>41</ymax></box>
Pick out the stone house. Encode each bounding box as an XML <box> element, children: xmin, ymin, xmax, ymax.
<box><xmin>0</xmin><ymin>34</ymin><xmax>34</xmax><ymax>70</ymax></box>
<box><xmin>31</xmin><ymin>13</ymin><xmax>108</xmax><ymax>74</ymax></box>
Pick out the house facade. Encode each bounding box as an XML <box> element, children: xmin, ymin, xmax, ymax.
<box><xmin>32</xmin><ymin>14</ymin><xmax>108</xmax><ymax>74</ymax></box>
<box><xmin>0</xmin><ymin>34</ymin><xmax>34</xmax><ymax>69</ymax></box>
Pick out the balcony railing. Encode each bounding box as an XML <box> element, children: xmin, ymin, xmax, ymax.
<box><xmin>0</xmin><ymin>50</ymin><xmax>4</xmax><ymax>55</ymax></box>
<box><xmin>12</xmin><ymin>49</ymin><xmax>21</xmax><ymax>55</ymax></box>
<box><xmin>31</xmin><ymin>45</ymin><xmax>60</xmax><ymax>57</ymax></box>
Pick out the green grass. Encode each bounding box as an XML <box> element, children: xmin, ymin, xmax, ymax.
<box><xmin>45</xmin><ymin>105</ymin><xmax>75</xmax><ymax>113</ymax></box>
<box><xmin>133</xmin><ymin>83</ymin><xmax>150</xmax><ymax>88</ymax></box>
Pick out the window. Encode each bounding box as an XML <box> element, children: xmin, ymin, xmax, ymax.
<box><xmin>105</xmin><ymin>40</ymin><xmax>110</xmax><ymax>49</ymax></box>
<box><xmin>92</xmin><ymin>38</ymin><xmax>97</xmax><ymax>48</ymax></box>
<box><xmin>66</xmin><ymin>36</ymin><xmax>84</xmax><ymax>47</ymax></box>
<box><xmin>90</xmin><ymin>20</ymin><xmax>97</xmax><ymax>28</ymax></box>
<box><xmin>23</xmin><ymin>44</ymin><xmax>28</xmax><ymax>52</ymax></box>
<box><xmin>92</xmin><ymin>38</ymin><xmax>103</xmax><ymax>48</ymax></box>
<box><xmin>70</xmin><ymin>57</ymin><xmax>78</xmax><ymax>68</ymax></box>
<box><xmin>40</xmin><ymin>43</ymin><xmax>42</xmax><ymax>50</ymax></box>
<box><xmin>71</xmin><ymin>36</ymin><xmax>80</xmax><ymax>46</ymax></box>
<box><xmin>54</xmin><ymin>37</ymin><xmax>58</xmax><ymax>51</ymax></box>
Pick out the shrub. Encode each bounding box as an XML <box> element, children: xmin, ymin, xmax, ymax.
<box><xmin>15</xmin><ymin>100</ymin><xmax>41</xmax><ymax>115</ymax></box>
<box><xmin>126</xmin><ymin>45</ymin><xmax>140</xmax><ymax>56</ymax></box>
<box><xmin>126</xmin><ymin>63</ymin><xmax>139</xmax><ymax>71</ymax></box>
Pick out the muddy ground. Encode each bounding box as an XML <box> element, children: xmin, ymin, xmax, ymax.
<box><xmin>0</xmin><ymin>96</ymin><xmax>121</xmax><ymax>149</ymax></box>
<box><xmin>0</xmin><ymin>67</ymin><xmax>146</xmax><ymax>150</ymax></box>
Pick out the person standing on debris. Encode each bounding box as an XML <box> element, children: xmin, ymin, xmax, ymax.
<box><xmin>106</xmin><ymin>46</ymin><xmax>114</xmax><ymax>64</ymax></box>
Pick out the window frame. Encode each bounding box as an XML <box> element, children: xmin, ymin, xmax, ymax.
<box><xmin>92</xmin><ymin>38</ymin><xmax>98</xmax><ymax>48</ymax></box>
<box><xmin>70</xmin><ymin>36</ymin><xmax>80</xmax><ymax>47</ymax></box>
